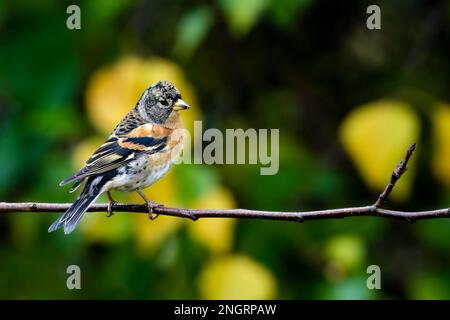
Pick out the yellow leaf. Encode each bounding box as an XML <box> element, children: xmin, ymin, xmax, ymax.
<box><xmin>129</xmin><ymin>170</ymin><xmax>180</xmax><ymax>207</ymax></box>
<box><xmin>85</xmin><ymin>56</ymin><xmax>200</xmax><ymax>135</ymax></box>
<box><xmin>135</xmin><ymin>215</ymin><xmax>183</xmax><ymax>255</ymax></box>
<box><xmin>132</xmin><ymin>170</ymin><xmax>184</xmax><ymax>255</ymax></box>
<box><xmin>71</xmin><ymin>137</ymin><xmax>105</xmax><ymax>170</ymax></box>
<box><xmin>431</xmin><ymin>103</ymin><xmax>450</xmax><ymax>186</ymax></box>
<box><xmin>198</xmin><ymin>255</ymin><xmax>277</xmax><ymax>299</ymax></box>
<box><xmin>187</xmin><ymin>187</ymin><xmax>236</xmax><ymax>253</ymax></box>
<box><xmin>80</xmin><ymin>213</ymin><xmax>131</xmax><ymax>244</ymax></box>
<box><xmin>324</xmin><ymin>234</ymin><xmax>365</xmax><ymax>275</ymax></box>
<box><xmin>339</xmin><ymin>100</ymin><xmax>420</xmax><ymax>201</ymax></box>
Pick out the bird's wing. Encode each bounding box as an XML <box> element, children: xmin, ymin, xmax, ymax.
<box><xmin>60</xmin><ymin>123</ymin><xmax>172</xmax><ymax>187</ymax></box>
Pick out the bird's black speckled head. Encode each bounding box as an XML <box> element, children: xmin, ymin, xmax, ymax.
<box><xmin>136</xmin><ymin>80</ymin><xmax>188</xmax><ymax>124</ymax></box>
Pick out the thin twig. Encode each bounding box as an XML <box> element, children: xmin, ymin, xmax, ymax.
<box><xmin>0</xmin><ymin>202</ymin><xmax>449</xmax><ymax>223</ymax></box>
<box><xmin>374</xmin><ymin>143</ymin><xmax>416</xmax><ymax>208</ymax></box>
<box><xmin>0</xmin><ymin>143</ymin><xmax>449</xmax><ymax>223</ymax></box>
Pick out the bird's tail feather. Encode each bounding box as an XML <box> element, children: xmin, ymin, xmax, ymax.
<box><xmin>49</xmin><ymin>176</ymin><xmax>107</xmax><ymax>234</ymax></box>
<box><xmin>69</xmin><ymin>178</ymin><xmax>85</xmax><ymax>193</ymax></box>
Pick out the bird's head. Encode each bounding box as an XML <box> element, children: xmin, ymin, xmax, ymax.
<box><xmin>136</xmin><ymin>80</ymin><xmax>190</xmax><ymax>124</ymax></box>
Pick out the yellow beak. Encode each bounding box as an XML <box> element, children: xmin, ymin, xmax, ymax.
<box><xmin>173</xmin><ymin>99</ymin><xmax>190</xmax><ymax>111</ymax></box>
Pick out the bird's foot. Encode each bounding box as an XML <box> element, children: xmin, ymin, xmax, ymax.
<box><xmin>146</xmin><ymin>201</ymin><xmax>162</xmax><ymax>220</ymax></box>
<box><xmin>106</xmin><ymin>191</ymin><xmax>117</xmax><ymax>218</ymax></box>
<box><xmin>106</xmin><ymin>200</ymin><xmax>116</xmax><ymax>217</ymax></box>
<box><xmin>106</xmin><ymin>191</ymin><xmax>116</xmax><ymax>218</ymax></box>
<box><xmin>135</xmin><ymin>190</ymin><xmax>162</xmax><ymax>220</ymax></box>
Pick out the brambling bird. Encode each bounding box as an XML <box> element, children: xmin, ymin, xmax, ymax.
<box><xmin>49</xmin><ymin>80</ymin><xmax>189</xmax><ymax>234</ymax></box>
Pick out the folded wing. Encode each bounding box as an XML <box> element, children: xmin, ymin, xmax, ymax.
<box><xmin>60</xmin><ymin>126</ymin><xmax>169</xmax><ymax>188</ymax></box>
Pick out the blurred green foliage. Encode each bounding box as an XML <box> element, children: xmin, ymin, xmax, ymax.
<box><xmin>1</xmin><ymin>0</ymin><xmax>450</xmax><ymax>299</ymax></box>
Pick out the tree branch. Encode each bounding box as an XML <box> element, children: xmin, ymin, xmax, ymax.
<box><xmin>0</xmin><ymin>143</ymin><xmax>449</xmax><ymax>223</ymax></box>
<box><xmin>374</xmin><ymin>142</ymin><xmax>416</xmax><ymax>208</ymax></box>
<box><xmin>0</xmin><ymin>202</ymin><xmax>449</xmax><ymax>223</ymax></box>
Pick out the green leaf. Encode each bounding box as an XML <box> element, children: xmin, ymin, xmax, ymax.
<box><xmin>408</xmin><ymin>273</ymin><xmax>450</xmax><ymax>299</ymax></box>
<box><xmin>317</xmin><ymin>276</ymin><xmax>375</xmax><ymax>299</ymax></box>
<box><xmin>268</xmin><ymin>0</ymin><xmax>313</xmax><ymax>30</ymax></box>
<box><xmin>173</xmin><ymin>6</ymin><xmax>213</xmax><ymax>61</ymax></box>
<box><xmin>85</xmin><ymin>0</ymin><xmax>131</xmax><ymax>28</ymax></box>
<box><xmin>413</xmin><ymin>219</ymin><xmax>450</xmax><ymax>253</ymax></box>
<box><xmin>218</xmin><ymin>0</ymin><xmax>269</xmax><ymax>37</ymax></box>
<box><xmin>175</xmin><ymin>164</ymin><xmax>219</xmax><ymax>205</ymax></box>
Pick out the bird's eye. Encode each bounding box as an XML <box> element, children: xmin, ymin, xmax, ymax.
<box><xmin>159</xmin><ymin>99</ymin><xmax>169</xmax><ymax>107</ymax></box>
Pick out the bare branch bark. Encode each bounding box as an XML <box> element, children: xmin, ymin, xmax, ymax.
<box><xmin>0</xmin><ymin>202</ymin><xmax>449</xmax><ymax>223</ymax></box>
<box><xmin>374</xmin><ymin>143</ymin><xmax>416</xmax><ymax>208</ymax></box>
<box><xmin>0</xmin><ymin>143</ymin><xmax>449</xmax><ymax>223</ymax></box>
